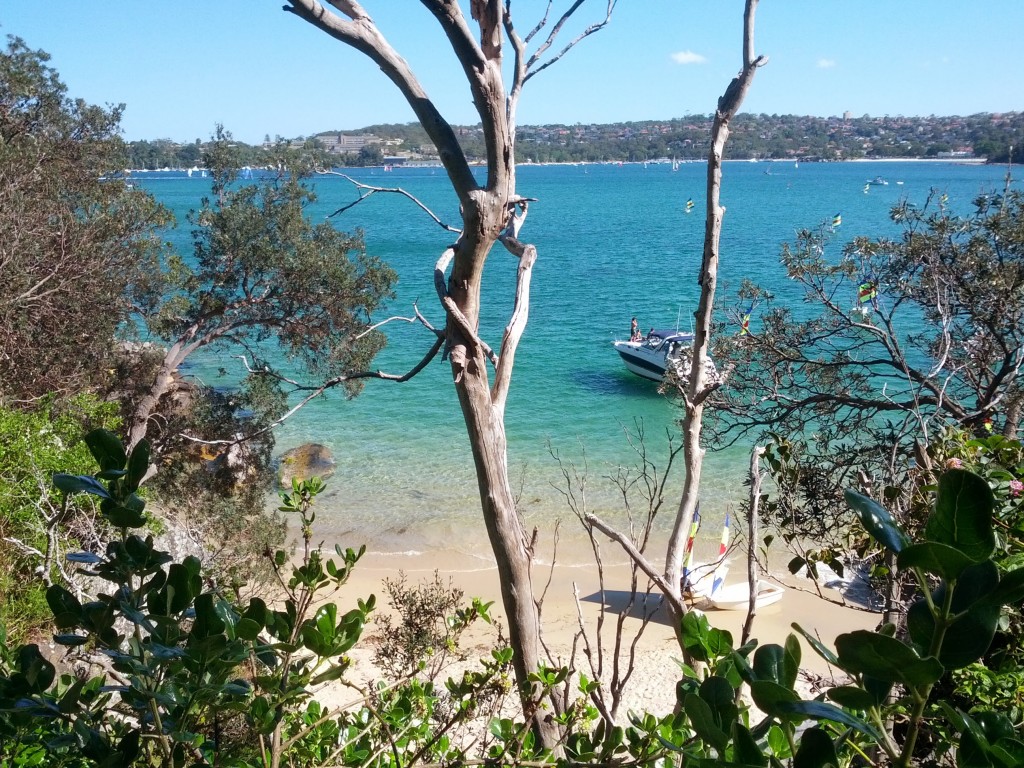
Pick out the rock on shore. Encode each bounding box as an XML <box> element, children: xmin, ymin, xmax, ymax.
<box><xmin>278</xmin><ymin>443</ymin><xmax>336</xmax><ymax>487</ymax></box>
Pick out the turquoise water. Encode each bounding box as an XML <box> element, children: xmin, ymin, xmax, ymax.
<box><xmin>138</xmin><ymin>160</ymin><xmax>1010</xmax><ymax>565</ymax></box>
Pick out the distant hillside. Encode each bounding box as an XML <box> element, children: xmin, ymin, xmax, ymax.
<box><xmin>126</xmin><ymin>112</ymin><xmax>1023</xmax><ymax>170</ymax></box>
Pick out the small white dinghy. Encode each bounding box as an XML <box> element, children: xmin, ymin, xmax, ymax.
<box><xmin>708</xmin><ymin>580</ymin><xmax>785</xmax><ymax>611</ymax></box>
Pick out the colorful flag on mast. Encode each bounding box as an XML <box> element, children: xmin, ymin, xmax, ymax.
<box><xmin>740</xmin><ymin>304</ymin><xmax>753</xmax><ymax>335</ymax></box>
<box><xmin>683</xmin><ymin>507</ymin><xmax>701</xmax><ymax>574</ymax></box>
<box><xmin>682</xmin><ymin>507</ymin><xmax>702</xmax><ymax>593</ymax></box>
<box><xmin>712</xmin><ymin>512</ymin><xmax>730</xmax><ymax>595</ymax></box>
<box><xmin>858</xmin><ymin>279</ymin><xmax>877</xmax><ymax>303</ymax></box>
<box><xmin>832</xmin><ymin>213</ymin><xmax>842</xmax><ymax>227</ymax></box>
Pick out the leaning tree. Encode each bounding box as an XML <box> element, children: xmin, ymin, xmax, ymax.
<box><xmin>282</xmin><ymin>0</ymin><xmax>615</xmax><ymax>745</ymax></box>
<box><xmin>124</xmin><ymin>128</ymin><xmax>397</xmax><ymax>456</ymax></box>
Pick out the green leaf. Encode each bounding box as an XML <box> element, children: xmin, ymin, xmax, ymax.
<box><xmin>989</xmin><ymin>737</ymin><xmax>1024</xmax><ymax>767</ymax></box>
<box><xmin>66</xmin><ymin>551</ymin><xmax>102</xmax><ymax>564</ymax></box>
<box><xmin>863</xmin><ymin>675</ymin><xmax>894</xmax><ymax>707</ymax></box>
<box><xmin>235</xmin><ymin>618</ymin><xmax>263</xmax><ymax>641</ymax></box>
<box><xmin>957</xmin><ymin>727</ymin><xmax>994</xmax><ymax>768</ymax></box>
<box><xmin>907</xmin><ymin>561</ymin><xmax>1001</xmax><ymax>668</ymax></box>
<box><xmin>46</xmin><ymin>585</ymin><xmax>83</xmax><ymax>629</ymax></box>
<box><xmin>310</xmin><ymin>664</ymin><xmax>348</xmax><ymax>687</ymax></box>
<box><xmin>766</xmin><ymin>724</ymin><xmax>790</xmax><ymax>758</ymax></box>
<box><xmin>684</xmin><ymin>692</ymin><xmax>729</xmax><ymax>754</ymax></box>
<box><xmin>167</xmin><ymin>560</ymin><xmax>201</xmax><ymax>614</ymax></box>
<box><xmin>53</xmin><ymin>473</ymin><xmax>111</xmax><ymax>499</ymax></box>
<box><xmin>791</xmin><ymin>623</ymin><xmax>841</xmax><ymax>667</ymax></box>
<box><xmin>974</xmin><ymin>710</ymin><xmax>1017</xmax><ymax>745</ymax></box>
<box><xmin>985</xmin><ymin>567</ymin><xmax>1024</xmax><ymax>607</ymax></box>
<box><xmin>57</xmin><ymin>679</ymin><xmax>87</xmax><ymax>715</ymax></box>
<box><xmin>85</xmin><ymin>429</ymin><xmax>126</xmax><ymax>472</ymax></box>
<box><xmin>190</xmin><ymin>593</ymin><xmax>226</xmax><ymax>641</ymax></box>
<box><xmin>732</xmin><ymin>722</ymin><xmax>768</xmax><ymax>766</ymax></box>
<box><xmin>844</xmin><ymin>489</ymin><xmax>910</xmax><ymax>553</ymax></box>
<box><xmin>243</xmin><ymin>598</ymin><xmax>269</xmax><ymax>626</ymax></box>
<box><xmin>925</xmin><ymin>469</ymin><xmax>995</xmax><ymax>561</ymax></box>
<box><xmin>125</xmin><ymin>440</ymin><xmax>151</xmax><ymax>492</ymax></box>
<box><xmin>834</xmin><ymin>630</ymin><xmax>944</xmax><ymax>686</ymax></box>
<box><xmin>793</xmin><ymin>726</ymin><xmax>840</xmax><ymax>768</ymax></box>
<box><xmin>14</xmin><ymin>645</ymin><xmax>56</xmax><ymax>694</ymax></box>
<box><xmin>681</xmin><ymin>610</ymin><xmax>733</xmax><ymax>662</ymax></box>
<box><xmin>750</xmin><ymin>637</ymin><xmax>800</xmax><ymax>688</ymax></box>
<box><xmin>700</xmin><ymin>675</ymin><xmax>738</xmax><ymax>729</ymax></box>
<box><xmin>897</xmin><ymin>541</ymin><xmax>976</xmax><ymax>581</ymax></box>
<box><xmin>826</xmin><ymin>685</ymin><xmax>875</xmax><ymax>710</ymax></box>
<box><xmin>100</xmin><ymin>498</ymin><xmax>147</xmax><ymax>528</ymax></box>
<box><xmin>749</xmin><ymin>680</ymin><xmax>802</xmax><ymax>722</ymax></box>
<box><xmin>778</xmin><ymin>700</ymin><xmax>881</xmax><ymax>741</ymax></box>
<box><xmin>753</xmin><ymin>644</ymin><xmax>789</xmax><ymax>686</ymax></box>
<box><xmin>315</xmin><ymin>603</ymin><xmax>338</xmax><ymax>643</ymax></box>
<box><xmin>54</xmin><ymin>633</ymin><xmax>89</xmax><ymax>647</ymax></box>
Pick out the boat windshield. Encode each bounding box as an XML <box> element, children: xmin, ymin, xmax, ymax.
<box><xmin>643</xmin><ymin>330</ymin><xmax>694</xmax><ymax>350</ymax></box>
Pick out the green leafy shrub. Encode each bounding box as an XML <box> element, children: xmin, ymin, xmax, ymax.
<box><xmin>0</xmin><ymin>395</ymin><xmax>119</xmax><ymax>642</ymax></box>
<box><xmin>5</xmin><ymin>431</ymin><xmax>1023</xmax><ymax>767</ymax></box>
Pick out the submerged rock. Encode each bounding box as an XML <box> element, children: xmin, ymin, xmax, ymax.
<box><xmin>278</xmin><ymin>443</ymin><xmax>336</xmax><ymax>487</ymax></box>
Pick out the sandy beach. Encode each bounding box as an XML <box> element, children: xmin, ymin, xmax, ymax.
<box><xmin>324</xmin><ymin>543</ymin><xmax>881</xmax><ymax>717</ymax></box>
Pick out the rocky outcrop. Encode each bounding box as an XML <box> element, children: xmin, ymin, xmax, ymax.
<box><xmin>277</xmin><ymin>443</ymin><xmax>336</xmax><ymax>487</ymax></box>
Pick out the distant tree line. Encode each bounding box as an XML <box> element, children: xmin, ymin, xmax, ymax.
<box><xmin>125</xmin><ymin>112</ymin><xmax>1024</xmax><ymax>170</ymax></box>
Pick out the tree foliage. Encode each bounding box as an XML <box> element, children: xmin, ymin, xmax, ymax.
<box><xmin>713</xmin><ymin>191</ymin><xmax>1024</xmax><ymax>549</ymax></box>
<box><xmin>0</xmin><ymin>36</ymin><xmax>170</xmax><ymax>402</ymax></box>
<box><xmin>126</xmin><ymin>127</ymin><xmax>397</xmax><ymax>450</ymax></box>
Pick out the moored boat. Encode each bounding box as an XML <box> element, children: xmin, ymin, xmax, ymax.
<box><xmin>867</xmin><ymin>176</ymin><xmax>889</xmax><ymax>186</ymax></box>
<box><xmin>613</xmin><ymin>329</ymin><xmax>717</xmax><ymax>383</ymax></box>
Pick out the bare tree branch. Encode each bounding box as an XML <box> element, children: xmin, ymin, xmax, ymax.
<box><xmin>523</xmin><ymin>0</ymin><xmax>616</xmax><ymax>84</ymax></box>
<box><xmin>283</xmin><ymin>0</ymin><xmax>477</xmax><ymax>195</ymax></box>
<box><xmin>319</xmin><ymin>170</ymin><xmax>463</xmax><ymax>233</ymax></box>
<box><xmin>585</xmin><ymin>513</ymin><xmax>686</xmax><ymax>618</ymax></box>
<box><xmin>180</xmin><ymin>331</ymin><xmax>445</xmax><ymax>448</ymax></box>
<box><xmin>434</xmin><ymin>246</ymin><xmax>499</xmax><ymax>369</ymax></box>
<box><xmin>492</xmin><ymin>226</ymin><xmax>536</xmax><ymax>412</ymax></box>
<box><xmin>663</xmin><ymin>0</ymin><xmax>766</xmax><ymax>645</ymax></box>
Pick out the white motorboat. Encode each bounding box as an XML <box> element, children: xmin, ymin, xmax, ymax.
<box><xmin>708</xmin><ymin>581</ymin><xmax>785</xmax><ymax>611</ymax></box>
<box><xmin>612</xmin><ymin>329</ymin><xmax>696</xmax><ymax>382</ymax></box>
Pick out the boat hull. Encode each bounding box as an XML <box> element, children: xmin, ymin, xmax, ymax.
<box><xmin>613</xmin><ymin>341</ymin><xmax>666</xmax><ymax>381</ymax></box>
<box><xmin>708</xmin><ymin>581</ymin><xmax>785</xmax><ymax>611</ymax></box>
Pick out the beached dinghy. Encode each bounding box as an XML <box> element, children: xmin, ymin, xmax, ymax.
<box><xmin>708</xmin><ymin>580</ymin><xmax>785</xmax><ymax>611</ymax></box>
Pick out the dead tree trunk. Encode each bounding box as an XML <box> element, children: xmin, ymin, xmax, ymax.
<box><xmin>283</xmin><ymin>1</ymin><xmax>615</xmax><ymax>748</ymax></box>
<box><xmin>662</xmin><ymin>0</ymin><xmax>767</xmax><ymax>638</ymax></box>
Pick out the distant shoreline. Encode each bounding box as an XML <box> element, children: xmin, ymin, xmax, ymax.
<box><xmin>123</xmin><ymin>156</ymin><xmax>995</xmax><ymax>174</ymax></box>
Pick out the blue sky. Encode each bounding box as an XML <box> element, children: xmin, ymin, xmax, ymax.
<box><xmin>4</xmin><ymin>1</ymin><xmax>1021</xmax><ymax>145</ymax></box>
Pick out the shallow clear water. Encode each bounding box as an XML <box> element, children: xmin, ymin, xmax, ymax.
<box><xmin>138</xmin><ymin>160</ymin><xmax>1010</xmax><ymax>565</ymax></box>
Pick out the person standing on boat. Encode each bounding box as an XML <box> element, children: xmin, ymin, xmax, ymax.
<box><xmin>630</xmin><ymin>317</ymin><xmax>641</xmax><ymax>341</ymax></box>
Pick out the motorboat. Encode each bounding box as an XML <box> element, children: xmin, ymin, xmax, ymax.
<box><xmin>612</xmin><ymin>329</ymin><xmax>697</xmax><ymax>382</ymax></box>
<box><xmin>867</xmin><ymin>176</ymin><xmax>889</xmax><ymax>186</ymax></box>
<box><xmin>708</xmin><ymin>581</ymin><xmax>785</xmax><ymax>611</ymax></box>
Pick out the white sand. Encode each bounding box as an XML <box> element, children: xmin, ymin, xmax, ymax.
<box><xmin>318</xmin><ymin>546</ymin><xmax>880</xmax><ymax>718</ymax></box>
